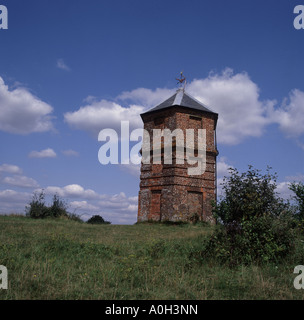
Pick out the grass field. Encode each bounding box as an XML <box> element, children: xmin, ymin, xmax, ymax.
<box><xmin>0</xmin><ymin>215</ymin><xmax>303</xmax><ymax>300</ymax></box>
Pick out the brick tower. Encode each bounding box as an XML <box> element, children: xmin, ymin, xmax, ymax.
<box><xmin>137</xmin><ymin>87</ymin><xmax>218</xmax><ymax>223</ymax></box>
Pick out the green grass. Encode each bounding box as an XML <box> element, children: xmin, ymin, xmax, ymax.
<box><xmin>0</xmin><ymin>215</ymin><xmax>303</xmax><ymax>300</ymax></box>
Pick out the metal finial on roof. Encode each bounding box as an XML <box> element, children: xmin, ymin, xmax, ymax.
<box><xmin>176</xmin><ymin>71</ymin><xmax>187</xmax><ymax>90</ymax></box>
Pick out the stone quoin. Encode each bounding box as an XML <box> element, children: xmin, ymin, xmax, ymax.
<box><xmin>137</xmin><ymin>87</ymin><xmax>219</xmax><ymax>223</ymax></box>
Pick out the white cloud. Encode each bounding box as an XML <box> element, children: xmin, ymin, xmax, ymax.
<box><xmin>0</xmin><ymin>164</ymin><xmax>22</xmax><ymax>174</ymax></box>
<box><xmin>267</xmin><ymin>89</ymin><xmax>304</xmax><ymax>138</ymax></box>
<box><xmin>0</xmin><ymin>77</ymin><xmax>54</xmax><ymax>134</ymax></box>
<box><xmin>217</xmin><ymin>157</ymin><xmax>234</xmax><ymax>178</ymax></box>
<box><xmin>69</xmin><ymin>201</ymin><xmax>99</xmax><ymax>211</ymax></box>
<box><xmin>2</xmin><ymin>175</ymin><xmax>39</xmax><ymax>188</ymax></box>
<box><xmin>0</xmin><ymin>164</ymin><xmax>138</xmax><ymax>223</ymax></box>
<box><xmin>98</xmin><ymin>192</ymin><xmax>138</xmax><ymax>212</ymax></box>
<box><xmin>64</xmin><ymin>87</ymin><xmax>176</xmax><ymax>138</ymax></box>
<box><xmin>187</xmin><ymin>69</ymin><xmax>274</xmax><ymax>145</ymax></box>
<box><xmin>97</xmin><ymin>192</ymin><xmax>138</xmax><ymax>224</ymax></box>
<box><xmin>275</xmin><ymin>181</ymin><xmax>293</xmax><ymax>200</ymax></box>
<box><xmin>62</xmin><ymin>149</ymin><xmax>79</xmax><ymax>157</ymax></box>
<box><xmin>0</xmin><ymin>189</ymin><xmax>21</xmax><ymax>199</ymax></box>
<box><xmin>83</xmin><ymin>95</ymin><xmax>98</xmax><ymax>103</ymax></box>
<box><xmin>216</xmin><ymin>157</ymin><xmax>235</xmax><ymax>198</ymax></box>
<box><xmin>36</xmin><ymin>184</ymin><xmax>138</xmax><ymax>224</ymax></box>
<box><xmin>28</xmin><ymin>148</ymin><xmax>57</xmax><ymax>158</ymax></box>
<box><xmin>0</xmin><ymin>189</ymin><xmax>31</xmax><ymax>214</ymax></box>
<box><xmin>117</xmin><ymin>87</ymin><xmax>175</xmax><ymax>109</ymax></box>
<box><xmin>63</xmin><ymin>68</ymin><xmax>304</xmax><ymax>150</ymax></box>
<box><xmin>64</xmin><ymin>69</ymin><xmax>275</xmax><ymax>146</ymax></box>
<box><xmin>64</xmin><ymin>100</ymin><xmax>144</xmax><ymax>136</ymax></box>
<box><xmin>0</xmin><ymin>163</ymin><xmax>39</xmax><ymax>189</ymax></box>
<box><xmin>40</xmin><ymin>184</ymin><xmax>99</xmax><ymax>199</ymax></box>
<box><xmin>56</xmin><ymin>58</ymin><xmax>70</xmax><ymax>71</ymax></box>
<box><xmin>63</xmin><ymin>184</ymin><xmax>98</xmax><ymax>198</ymax></box>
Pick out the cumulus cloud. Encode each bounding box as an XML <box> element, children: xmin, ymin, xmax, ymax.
<box><xmin>36</xmin><ymin>184</ymin><xmax>138</xmax><ymax>224</ymax></box>
<box><xmin>0</xmin><ymin>162</ymin><xmax>138</xmax><ymax>222</ymax></box>
<box><xmin>188</xmin><ymin>70</ymin><xmax>304</xmax><ymax>146</ymax></box>
<box><xmin>267</xmin><ymin>89</ymin><xmax>304</xmax><ymax>138</ymax></box>
<box><xmin>97</xmin><ymin>192</ymin><xmax>138</xmax><ymax>224</ymax></box>
<box><xmin>0</xmin><ymin>189</ymin><xmax>31</xmax><ymax>213</ymax></box>
<box><xmin>2</xmin><ymin>175</ymin><xmax>39</xmax><ymax>188</ymax></box>
<box><xmin>28</xmin><ymin>148</ymin><xmax>57</xmax><ymax>158</ymax></box>
<box><xmin>217</xmin><ymin>157</ymin><xmax>234</xmax><ymax>177</ymax></box>
<box><xmin>275</xmin><ymin>181</ymin><xmax>293</xmax><ymax>200</ymax></box>
<box><xmin>0</xmin><ymin>164</ymin><xmax>22</xmax><ymax>174</ymax></box>
<box><xmin>39</xmin><ymin>184</ymin><xmax>99</xmax><ymax>200</ymax></box>
<box><xmin>64</xmin><ymin>69</ymin><xmax>275</xmax><ymax>145</ymax></box>
<box><xmin>64</xmin><ymin>68</ymin><xmax>304</xmax><ymax>149</ymax></box>
<box><xmin>187</xmin><ymin>69</ymin><xmax>274</xmax><ymax>145</ymax></box>
<box><xmin>98</xmin><ymin>192</ymin><xmax>135</xmax><ymax>209</ymax></box>
<box><xmin>0</xmin><ymin>163</ymin><xmax>39</xmax><ymax>189</ymax></box>
<box><xmin>64</xmin><ymin>100</ymin><xmax>144</xmax><ymax>136</ymax></box>
<box><xmin>0</xmin><ymin>189</ymin><xmax>26</xmax><ymax>200</ymax></box>
<box><xmin>216</xmin><ymin>157</ymin><xmax>235</xmax><ymax>198</ymax></box>
<box><xmin>117</xmin><ymin>87</ymin><xmax>175</xmax><ymax>109</ymax></box>
<box><xmin>64</xmin><ymin>184</ymin><xmax>98</xmax><ymax>198</ymax></box>
<box><xmin>69</xmin><ymin>201</ymin><xmax>99</xmax><ymax>211</ymax></box>
<box><xmin>0</xmin><ymin>77</ymin><xmax>54</xmax><ymax>134</ymax></box>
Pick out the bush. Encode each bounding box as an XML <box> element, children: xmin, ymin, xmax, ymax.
<box><xmin>202</xmin><ymin>166</ymin><xmax>296</xmax><ymax>266</ymax></box>
<box><xmin>26</xmin><ymin>191</ymin><xmax>73</xmax><ymax>220</ymax></box>
<box><xmin>25</xmin><ymin>191</ymin><xmax>49</xmax><ymax>219</ymax></box>
<box><xmin>213</xmin><ymin>166</ymin><xmax>288</xmax><ymax>224</ymax></box>
<box><xmin>87</xmin><ymin>215</ymin><xmax>111</xmax><ymax>224</ymax></box>
<box><xmin>202</xmin><ymin>214</ymin><xmax>295</xmax><ymax>265</ymax></box>
<box><xmin>49</xmin><ymin>194</ymin><xmax>68</xmax><ymax>218</ymax></box>
<box><xmin>289</xmin><ymin>182</ymin><xmax>304</xmax><ymax>221</ymax></box>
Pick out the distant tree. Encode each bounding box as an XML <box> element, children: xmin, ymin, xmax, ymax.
<box><xmin>87</xmin><ymin>215</ymin><xmax>111</xmax><ymax>224</ymax></box>
<box><xmin>25</xmin><ymin>191</ymin><xmax>49</xmax><ymax>219</ymax></box>
<box><xmin>26</xmin><ymin>191</ymin><xmax>73</xmax><ymax>220</ymax></box>
<box><xmin>49</xmin><ymin>193</ymin><xmax>68</xmax><ymax>218</ymax></box>
<box><xmin>289</xmin><ymin>182</ymin><xmax>304</xmax><ymax>220</ymax></box>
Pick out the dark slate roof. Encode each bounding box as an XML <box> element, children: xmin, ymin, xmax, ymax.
<box><xmin>141</xmin><ymin>89</ymin><xmax>218</xmax><ymax>117</ymax></box>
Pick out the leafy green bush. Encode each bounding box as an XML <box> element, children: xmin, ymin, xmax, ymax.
<box><xmin>289</xmin><ymin>182</ymin><xmax>304</xmax><ymax>221</ymax></box>
<box><xmin>87</xmin><ymin>215</ymin><xmax>111</xmax><ymax>224</ymax></box>
<box><xmin>213</xmin><ymin>166</ymin><xmax>288</xmax><ymax>224</ymax></box>
<box><xmin>202</xmin><ymin>214</ymin><xmax>295</xmax><ymax>265</ymax></box>
<box><xmin>49</xmin><ymin>194</ymin><xmax>68</xmax><ymax>218</ymax></box>
<box><xmin>26</xmin><ymin>191</ymin><xmax>75</xmax><ymax>220</ymax></box>
<box><xmin>25</xmin><ymin>191</ymin><xmax>50</xmax><ymax>219</ymax></box>
<box><xmin>202</xmin><ymin>166</ymin><xmax>296</xmax><ymax>266</ymax></box>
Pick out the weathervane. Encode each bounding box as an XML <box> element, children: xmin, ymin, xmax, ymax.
<box><xmin>176</xmin><ymin>71</ymin><xmax>187</xmax><ymax>90</ymax></box>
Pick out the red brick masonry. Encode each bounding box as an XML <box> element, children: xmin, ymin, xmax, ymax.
<box><xmin>138</xmin><ymin>103</ymin><xmax>218</xmax><ymax>223</ymax></box>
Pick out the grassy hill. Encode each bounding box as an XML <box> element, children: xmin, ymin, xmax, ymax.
<box><xmin>0</xmin><ymin>215</ymin><xmax>302</xmax><ymax>300</ymax></box>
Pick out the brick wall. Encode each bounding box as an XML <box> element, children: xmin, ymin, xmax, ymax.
<box><xmin>137</xmin><ymin>106</ymin><xmax>218</xmax><ymax>223</ymax></box>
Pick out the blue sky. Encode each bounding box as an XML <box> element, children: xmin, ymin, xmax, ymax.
<box><xmin>0</xmin><ymin>0</ymin><xmax>304</xmax><ymax>224</ymax></box>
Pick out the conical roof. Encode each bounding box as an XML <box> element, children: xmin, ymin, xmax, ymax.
<box><xmin>141</xmin><ymin>89</ymin><xmax>218</xmax><ymax>117</ymax></box>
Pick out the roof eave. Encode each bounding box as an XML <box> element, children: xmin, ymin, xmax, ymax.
<box><xmin>140</xmin><ymin>104</ymin><xmax>218</xmax><ymax>119</ymax></box>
